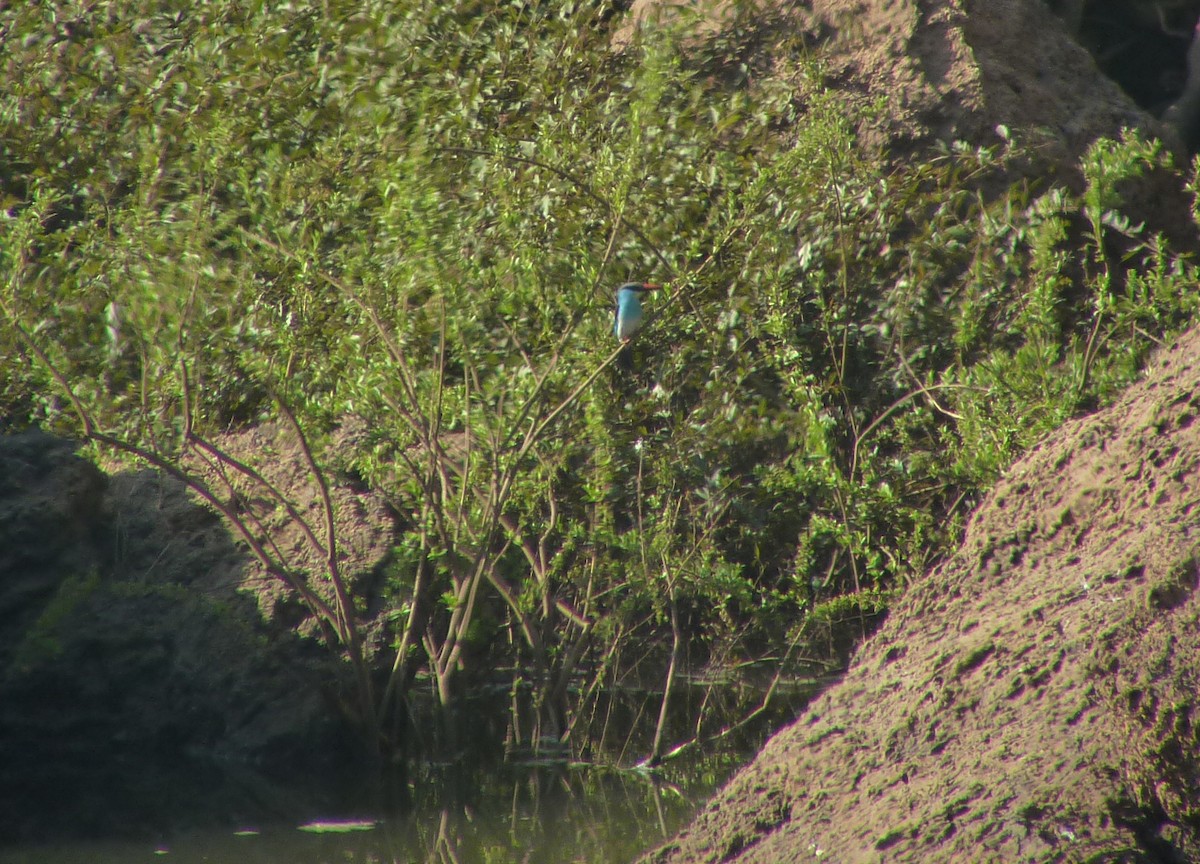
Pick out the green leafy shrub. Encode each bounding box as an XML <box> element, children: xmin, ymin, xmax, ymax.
<box><xmin>2</xmin><ymin>0</ymin><xmax>1197</xmax><ymax>761</ymax></box>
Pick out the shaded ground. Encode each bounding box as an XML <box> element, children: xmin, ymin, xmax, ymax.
<box><xmin>646</xmin><ymin>324</ymin><xmax>1200</xmax><ymax>864</ymax></box>
<box><xmin>0</xmin><ymin>427</ymin><xmax>387</xmax><ymax>841</ymax></box>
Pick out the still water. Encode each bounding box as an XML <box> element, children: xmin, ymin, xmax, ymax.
<box><xmin>0</xmin><ymin>759</ymin><xmax>730</xmax><ymax>864</ymax></box>
<box><xmin>0</xmin><ymin>672</ymin><xmax>815</xmax><ymax>863</ymax></box>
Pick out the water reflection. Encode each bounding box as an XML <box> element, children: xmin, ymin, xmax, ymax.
<box><xmin>0</xmin><ymin>759</ymin><xmax>729</xmax><ymax>864</ymax></box>
<box><xmin>0</xmin><ymin>669</ymin><xmax>823</xmax><ymax>863</ymax></box>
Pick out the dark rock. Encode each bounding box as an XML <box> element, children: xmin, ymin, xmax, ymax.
<box><xmin>0</xmin><ymin>432</ymin><xmax>363</xmax><ymax>842</ymax></box>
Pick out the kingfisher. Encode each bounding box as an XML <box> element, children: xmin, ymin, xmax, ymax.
<box><xmin>613</xmin><ymin>282</ymin><xmax>660</xmax><ymax>343</ymax></box>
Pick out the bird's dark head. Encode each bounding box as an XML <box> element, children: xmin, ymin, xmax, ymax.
<box><xmin>617</xmin><ymin>281</ymin><xmax>659</xmax><ymax>295</ymax></box>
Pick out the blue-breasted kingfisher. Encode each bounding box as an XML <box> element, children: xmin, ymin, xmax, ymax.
<box><xmin>613</xmin><ymin>282</ymin><xmax>660</xmax><ymax>343</ymax></box>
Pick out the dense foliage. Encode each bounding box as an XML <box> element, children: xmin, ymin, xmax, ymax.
<box><xmin>2</xmin><ymin>0</ymin><xmax>1198</xmax><ymax>761</ymax></box>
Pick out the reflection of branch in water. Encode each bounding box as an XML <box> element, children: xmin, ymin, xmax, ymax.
<box><xmin>652</xmin><ymin>781</ymin><xmax>669</xmax><ymax>838</ymax></box>
<box><xmin>434</xmin><ymin>808</ymin><xmax>462</xmax><ymax>864</ymax></box>
<box><xmin>636</xmin><ymin>623</ymin><xmax>838</xmax><ymax>769</ymax></box>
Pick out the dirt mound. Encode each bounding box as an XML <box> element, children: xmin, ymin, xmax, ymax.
<box><xmin>168</xmin><ymin>421</ymin><xmax>396</xmax><ymax>642</ymax></box>
<box><xmin>624</xmin><ymin>0</ymin><xmax>1200</xmax><ymax>246</ymax></box>
<box><xmin>802</xmin><ymin>0</ymin><xmax>1157</xmax><ymax>160</ymax></box>
<box><xmin>644</xmin><ymin>318</ymin><xmax>1200</xmax><ymax>861</ymax></box>
<box><xmin>624</xmin><ymin>0</ymin><xmax>1167</xmax><ymax>156</ymax></box>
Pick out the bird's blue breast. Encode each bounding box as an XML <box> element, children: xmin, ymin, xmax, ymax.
<box><xmin>614</xmin><ymin>289</ymin><xmax>645</xmax><ymax>340</ymax></box>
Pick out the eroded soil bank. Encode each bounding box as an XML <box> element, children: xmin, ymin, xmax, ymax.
<box><xmin>644</xmin><ymin>329</ymin><xmax>1200</xmax><ymax>863</ymax></box>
